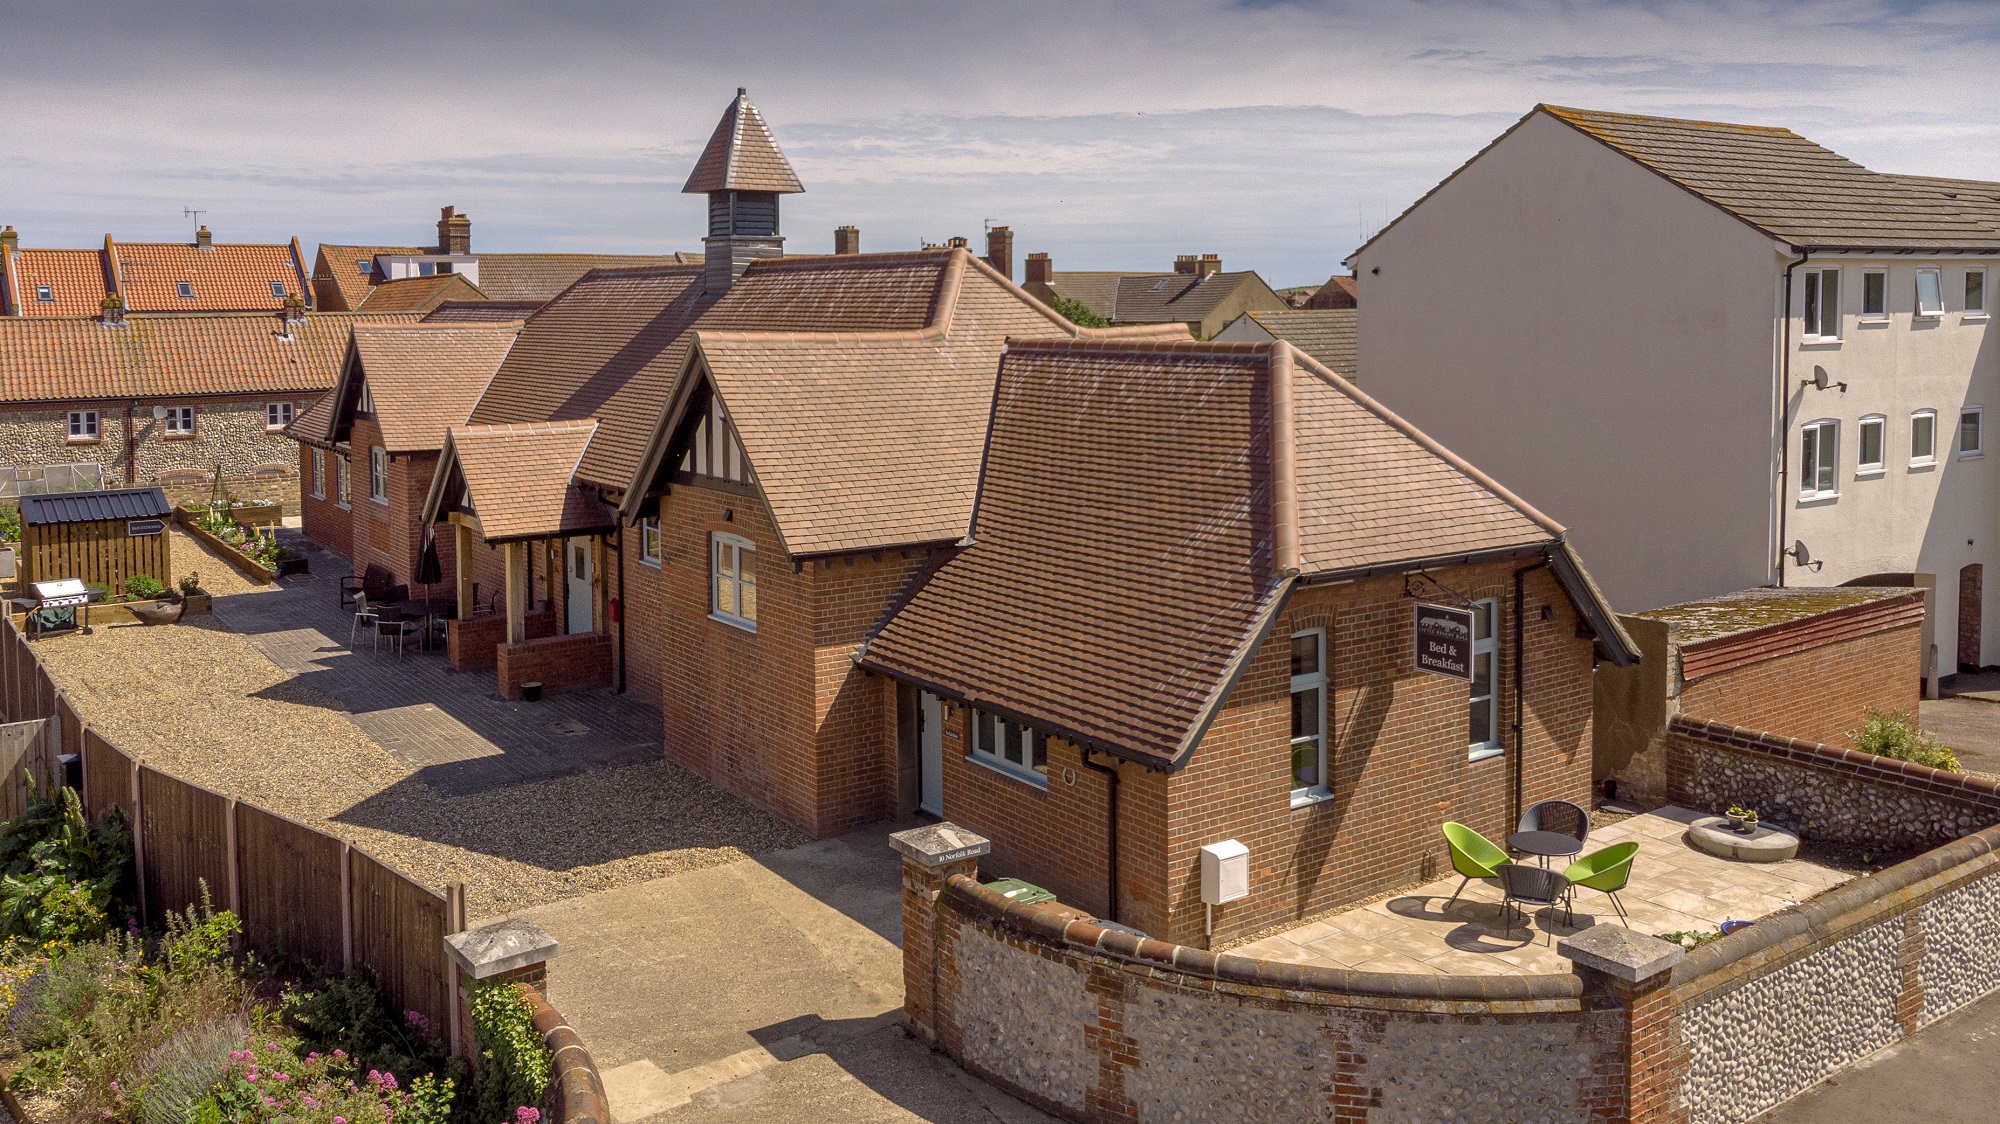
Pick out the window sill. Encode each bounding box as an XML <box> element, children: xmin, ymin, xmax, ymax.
<box><xmin>1859</xmin><ymin>318</ymin><xmax>1890</xmax><ymax>327</ymax></box>
<box><xmin>967</xmin><ymin>751</ymin><xmax>1048</xmax><ymax>790</ymax></box>
<box><xmin>1910</xmin><ymin>460</ymin><xmax>1937</xmax><ymax>471</ymax></box>
<box><xmin>1800</xmin><ymin>338</ymin><xmax>1841</xmax><ymax>348</ymax></box>
<box><xmin>265</xmin><ymin>426</ymin><xmax>290</xmax><ymax>433</ymax></box>
<box><xmin>1797</xmin><ymin>492</ymin><xmax>1840</xmax><ymax>506</ymax></box>
<box><xmin>639</xmin><ymin>557</ymin><xmax>662</xmax><ymax>569</ymax></box>
<box><xmin>1966</xmin><ymin>314</ymin><xmax>1990</xmax><ymax>322</ymax></box>
<box><xmin>335</xmin><ymin>502</ymin><xmax>351</xmax><ymax>511</ymax></box>
<box><xmin>370</xmin><ymin>496</ymin><xmax>390</xmax><ymax>507</ymax></box>
<box><xmin>1468</xmin><ymin>745</ymin><xmax>1505</xmax><ymax>764</ymax></box>
<box><xmin>1290</xmin><ymin>786</ymin><xmax>1333</xmax><ymax>810</ymax></box>
<box><xmin>162</xmin><ymin>433</ymin><xmax>197</xmax><ymax>441</ymax></box>
<box><xmin>64</xmin><ymin>437</ymin><xmax>102</xmax><ymax>446</ymax></box>
<box><xmin>1915</xmin><ymin>313</ymin><xmax>1945</xmax><ymax>322</ymax></box>
<box><xmin>1960</xmin><ymin>452</ymin><xmax>1985</xmax><ymax>461</ymax></box>
<box><xmin>1855</xmin><ymin>467</ymin><xmax>1885</xmax><ymax>478</ymax></box>
<box><xmin>709</xmin><ymin>610</ymin><xmax>757</xmax><ymax>634</ymax></box>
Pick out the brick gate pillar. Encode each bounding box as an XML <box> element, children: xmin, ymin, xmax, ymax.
<box><xmin>890</xmin><ymin>822</ymin><xmax>990</xmax><ymax>1047</ymax></box>
<box><xmin>1559</xmin><ymin>925</ymin><xmax>1688</xmax><ymax>1124</ymax></box>
<box><xmin>444</xmin><ymin>917</ymin><xmax>562</xmax><ymax>1068</ymax></box>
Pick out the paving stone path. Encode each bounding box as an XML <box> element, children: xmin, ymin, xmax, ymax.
<box><xmin>213</xmin><ymin>534</ymin><xmax>662</xmax><ymax>798</ymax></box>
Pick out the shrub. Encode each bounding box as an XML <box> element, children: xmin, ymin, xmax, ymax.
<box><xmin>1656</xmin><ymin>929</ymin><xmax>1725</xmax><ymax>950</ymax></box>
<box><xmin>1852</xmin><ymin>707</ymin><xmax>1960</xmax><ymax>771</ymax></box>
<box><xmin>134</xmin><ymin>1017</ymin><xmax>246</xmax><ymax>1124</ymax></box>
<box><xmin>0</xmin><ymin>504</ymin><xmax>20</xmax><ymax>543</ymax></box>
<box><xmin>470</xmin><ymin>982</ymin><xmax>552</xmax><ymax>1122</ymax></box>
<box><xmin>124</xmin><ymin>573</ymin><xmax>168</xmax><ymax>600</ymax></box>
<box><xmin>281</xmin><ymin>972</ymin><xmax>457</xmax><ymax>1087</ymax></box>
<box><xmin>0</xmin><ymin>786</ymin><xmax>133</xmax><ymax>943</ymax></box>
<box><xmin>1050</xmin><ymin>295</ymin><xmax>1109</xmax><ymax>328</ymax></box>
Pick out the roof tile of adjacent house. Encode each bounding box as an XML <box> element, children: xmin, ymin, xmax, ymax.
<box><xmin>1034</xmin><ymin>270</ymin><xmax>1269</xmax><ymax>325</ymax></box>
<box><xmin>345</xmin><ymin>324</ymin><xmax>521</xmax><ymax>453</ymax></box>
<box><xmin>857</xmin><ymin>339</ymin><xmax>1600</xmax><ymax>767</ymax></box>
<box><xmin>4</xmin><ymin>240</ymin><xmax>307</xmax><ymax>316</ymax></box>
<box><xmin>0</xmin><ymin>311</ymin><xmax>419</xmax><ymax>403</ymax></box>
<box><xmin>355</xmin><ymin>273</ymin><xmax>488</xmax><ymax>313</ymax></box>
<box><xmin>7</xmin><ymin>250</ymin><xmax>107</xmax><ymax>316</ymax></box>
<box><xmin>1242</xmin><ymin>309</ymin><xmax>1356</xmax><ymax>377</ymax></box>
<box><xmin>313</xmin><ymin>244</ymin><xmax>422</xmax><ymax>311</ymax></box>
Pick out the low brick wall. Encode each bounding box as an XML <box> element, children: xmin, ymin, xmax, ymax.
<box><xmin>522</xmin><ymin>984</ymin><xmax>608</xmax><ymax>1124</ymax></box>
<box><xmin>497</xmin><ymin>632</ymin><xmax>612</xmax><ymax>700</ymax></box>
<box><xmin>1666</xmin><ymin>715</ymin><xmax>2000</xmax><ymax>851</ymax></box>
<box><xmin>447</xmin><ymin>609</ymin><xmax>558</xmax><ymax>671</ymax></box>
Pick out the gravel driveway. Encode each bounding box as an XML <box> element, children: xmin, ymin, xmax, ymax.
<box><xmin>34</xmin><ymin>529</ymin><xmax>808</xmax><ymax>917</ymax></box>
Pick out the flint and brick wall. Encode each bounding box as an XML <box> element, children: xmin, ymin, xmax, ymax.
<box><xmin>497</xmin><ymin>632</ymin><xmax>613</xmax><ymax>699</ymax></box>
<box><xmin>1</xmin><ymin>396</ymin><xmax>310</xmax><ymax>512</ymax></box>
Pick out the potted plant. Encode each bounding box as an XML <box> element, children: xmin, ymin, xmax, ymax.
<box><xmin>178</xmin><ymin>572</ymin><xmax>211</xmax><ymax>614</ymax></box>
<box><xmin>1741</xmin><ymin>809</ymin><xmax>1760</xmax><ymax>833</ymax></box>
<box><xmin>1726</xmin><ymin>805</ymin><xmax>1751</xmax><ymax>833</ymax></box>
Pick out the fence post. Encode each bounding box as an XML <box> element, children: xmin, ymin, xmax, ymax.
<box><xmin>444</xmin><ymin>917</ymin><xmax>560</xmax><ymax>1068</ymax></box>
<box><xmin>340</xmin><ymin>842</ymin><xmax>353</xmax><ymax>971</ymax></box>
<box><xmin>225</xmin><ymin>797</ymin><xmax>241</xmax><ymax>919</ymax></box>
<box><xmin>130</xmin><ymin>759</ymin><xmax>148</xmax><ymax>928</ymax></box>
<box><xmin>1559</xmin><ymin>925</ymin><xmax>1688</xmax><ymax>1124</ymax></box>
<box><xmin>445</xmin><ymin>883</ymin><xmax>466</xmax><ymax>1057</ymax></box>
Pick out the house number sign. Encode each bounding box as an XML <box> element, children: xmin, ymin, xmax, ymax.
<box><xmin>1414</xmin><ymin>602</ymin><xmax>1475</xmax><ymax>682</ymax></box>
<box><xmin>127</xmin><ymin>519</ymin><xmax>166</xmax><ymax>537</ymax></box>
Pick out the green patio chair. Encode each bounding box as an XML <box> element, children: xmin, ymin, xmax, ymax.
<box><xmin>1562</xmin><ymin>841</ymin><xmax>1640</xmax><ymax>925</ymax></box>
<box><xmin>1442</xmin><ymin>822</ymin><xmax>1511</xmax><ymax>908</ymax></box>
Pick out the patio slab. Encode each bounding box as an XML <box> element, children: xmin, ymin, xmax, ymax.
<box><xmin>1230</xmin><ymin>807</ymin><xmax>1854</xmax><ymax>975</ymax></box>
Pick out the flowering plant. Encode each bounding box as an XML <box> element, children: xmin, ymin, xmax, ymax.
<box><xmin>193</xmin><ymin>1041</ymin><xmax>455</xmax><ymax>1124</ymax></box>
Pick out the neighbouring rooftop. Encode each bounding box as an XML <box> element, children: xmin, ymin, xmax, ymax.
<box><xmin>1636</xmin><ymin>585</ymin><xmax>1919</xmax><ymax>647</ymax></box>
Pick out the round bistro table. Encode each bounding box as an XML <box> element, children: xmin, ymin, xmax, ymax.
<box><xmin>1508</xmin><ymin>830</ymin><xmax>1585</xmax><ymax>868</ymax></box>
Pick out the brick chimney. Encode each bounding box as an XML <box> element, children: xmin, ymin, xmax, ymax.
<box><xmin>99</xmin><ymin>294</ymin><xmax>125</xmax><ymax>327</ymax></box>
<box><xmin>195</xmin><ymin>226</ymin><xmax>214</xmax><ymax>250</ymax></box>
<box><xmin>834</xmin><ymin>226</ymin><xmax>860</xmax><ymax>255</ymax></box>
<box><xmin>438</xmin><ymin>206</ymin><xmax>472</xmax><ymax>255</ymax></box>
<box><xmin>1</xmin><ymin>226</ymin><xmax>17</xmax><ymax>255</ymax></box>
<box><xmin>1025</xmin><ymin>253</ymin><xmax>1052</xmax><ymax>284</ymax></box>
<box><xmin>947</xmin><ymin>236</ymin><xmax>969</xmax><ymax>250</ymax></box>
<box><xmin>1197</xmin><ymin>253</ymin><xmax>1221</xmax><ymax>279</ymax></box>
<box><xmin>1174</xmin><ymin>254</ymin><xmax>1198</xmax><ymax>275</ymax></box>
<box><xmin>985</xmin><ymin>226</ymin><xmax>1014</xmax><ymax>282</ymax></box>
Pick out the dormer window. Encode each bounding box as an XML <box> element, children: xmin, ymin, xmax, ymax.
<box><xmin>678</xmin><ymin>395</ymin><xmax>754</xmax><ymax>485</ymax></box>
<box><xmin>176</xmin><ymin>281</ymin><xmax>194</xmax><ymax>300</ymax></box>
<box><xmin>33</xmin><ymin>284</ymin><xmax>52</xmax><ymax>303</ymax></box>
<box><xmin>270</xmin><ymin>281</ymin><xmax>287</xmax><ymax>298</ymax></box>
<box><xmin>356</xmin><ymin>382</ymin><xmax>375</xmax><ymax>417</ymax></box>
<box><xmin>418</xmin><ymin>262</ymin><xmax>437</xmax><ymax>277</ymax></box>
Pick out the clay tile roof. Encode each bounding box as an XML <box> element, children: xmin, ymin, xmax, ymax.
<box><xmin>350</xmin><ymin>324</ymin><xmax>521</xmax><ymax>453</ymax></box>
<box><xmin>355</xmin><ymin>273</ymin><xmax>487</xmax><ymax>313</ymax></box>
<box><xmin>0</xmin><ymin>311</ymin><xmax>418</xmax><ymax>404</ymax></box>
<box><xmin>1244</xmin><ymin>308</ymin><xmax>1357</xmax><ymax>378</ymax></box>
<box><xmin>472</xmin><ymin>253</ymin><xmax>701</xmax><ymax>301</ymax></box>
<box><xmin>1304</xmin><ymin>274</ymin><xmax>1358</xmax><ymax>310</ymax></box>
<box><xmin>287</xmin><ymin>387</ymin><xmax>341</xmax><ymax>449</ymax></box>
<box><xmin>445</xmin><ymin>420</ymin><xmax>612</xmax><ymax>542</ymax></box>
<box><xmin>314</xmin><ymin>245</ymin><xmax>421</xmax><ymax>311</ymax></box>
<box><xmin>859</xmin><ymin>339</ymin><xmax>1589</xmax><ymax>767</ymax></box>
<box><xmin>115</xmin><ymin>241</ymin><xmax>306</xmax><ymax>312</ymax></box>
<box><xmin>1040</xmin><ymin>271</ymin><xmax>1271</xmax><ymax>324</ymax></box>
<box><xmin>421</xmin><ymin>300</ymin><xmax>544</xmax><ymax>324</ymax></box>
<box><xmin>681</xmin><ymin>90</ymin><xmax>804</xmax><ymax>195</ymax></box>
<box><xmin>6</xmin><ymin>250</ymin><xmax>109</xmax><ymax>316</ymax></box>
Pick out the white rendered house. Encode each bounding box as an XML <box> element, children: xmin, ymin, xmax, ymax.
<box><xmin>1350</xmin><ymin>105</ymin><xmax>2000</xmax><ymax>688</ymax></box>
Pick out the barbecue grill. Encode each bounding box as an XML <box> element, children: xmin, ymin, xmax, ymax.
<box><xmin>24</xmin><ymin>578</ymin><xmax>90</xmax><ymax>639</ymax></box>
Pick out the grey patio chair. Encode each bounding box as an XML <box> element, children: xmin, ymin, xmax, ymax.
<box><xmin>371</xmin><ymin>607</ymin><xmax>423</xmax><ymax>659</ymax></box>
<box><xmin>1517</xmin><ymin>799</ymin><xmax>1591</xmax><ymax>853</ymax></box>
<box><xmin>349</xmin><ymin>592</ymin><xmax>379</xmax><ymax>648</ymax></box>
<box><xmin>1497</xmin><ymin>863</ymin><xmax>1572</xmax><ymax>943</ymax></box>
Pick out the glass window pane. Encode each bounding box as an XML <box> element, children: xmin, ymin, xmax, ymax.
<box><xmin>977</xmin><ymin>711</ymin><xmax>995</xmax><ymax>756</ymax></box>
<box><xmin>1860</xmin><ymin>420</ymin><xmax>1883</xmax><ymax>467</ymax></box>
<box><xmin>1473</xmin><ymin>602</ymin><xmax>1493</xmax><ymax>642</ymax></box>
<box><xmin>1469</xmin><ymin>696</ymin><xmax>1492</xmax><ymax>746</ymax></box>
<box><xmin>1818</xmin><ymin>424</ymin><xmax>1837</xmax><ymax>491</ymax></box>
<box><xmin>1864</xmin><ymin>272</ymin><xmax>1886</xmax><ymax>316</ymax></box>
<box><xmin>1969</xmin><ymin>271</ymin><xmax>1986</xmax><ymax>312</ymax></box>
<box><xmin>1031</xmin><ymin>731</ymin><xmax>1048</xmax><ymax>774</ymax></box>
<box><xmin>1914</xmin><ymin>414</ymin><xmax>1935</xmax><ymax>459</ymax></box>
<box><xmin>1290</xmin><ymin>632</ymin><xmax>1319</xmax><ymax>677</ymax></box>
<box><xmin>1803</xmin><ymin>272</ymin><xmax>1820</xmax><ymax>332</ymax></box>
<box><xmin>1919</xmin><ymin>270</ymin><xmax>1944</xmax><ymax>314</ymax></box>
<box><xmin>1292</xmin><ymin>687</ymin><xmax>1321</xmax><ymax>740</ymax></box>
<box><xmin>1291</xmin><ymin>737</ymin><xmax>1320</xmax><ymax>789</ymax></box>
<box><xmin>1820</xmin><ymin>269</ymin><xmax>1839</xmax><ymax>338</ymax></box>
<box><xmin>1963</xmin><ymin>411</ymin><xmax>1981</xmax><ymax>453</ymax></box>
<box><xmin>1472</xmin><ymin>651</ymin><xmax>1493</xmax><ymax>701</ymax></box>
<box><xmin>1800</xmin><ymin>428</ymin><xmax>1819</xmax><ymax>492</ymax></box>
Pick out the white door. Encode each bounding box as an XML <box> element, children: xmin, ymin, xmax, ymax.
<box><xmin>566</xmin><ymin>538</ymin><xmax>595</xmax><ymax>634</ymax></box>
<box><xmin>919</xmin><ymin>692</ymin><xmax>944</xmax><ymax>816</ymax></box>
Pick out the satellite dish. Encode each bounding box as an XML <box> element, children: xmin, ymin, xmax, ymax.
<box><xmin>1784</xmin><ymin>540</ymin><xmax>1823</xmax><ymax>571</ymax></box>
<box><xmin>151</xmin><ymin>405</ymin><xmax>167</xmax><ymax>420</ymax></box>
<box><xmin>1812</xmin><ymin>366</ymin><xmax>1830</xmax><ymax>391</ymax></box>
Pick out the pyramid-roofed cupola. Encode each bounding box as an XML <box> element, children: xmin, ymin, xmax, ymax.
<box><xmin>683</xmin><ymin>88</ymin><xmax>803</xmax><ymax>295</ymax></box>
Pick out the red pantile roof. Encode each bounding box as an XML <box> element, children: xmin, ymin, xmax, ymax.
<box><xmin>312</xmin><ymin>245</ymin><xmax>421</xmax><ymax>312</ymax></box>
<box><xmin>355</xmin><ymin>273</ymin><xmax>487</xmax><ymax>313</ymax></box>
<box><xmin>681</xmin><ymin>89</ymin><xmax>804</xmax><ymax>195</ymax></box>
<box><xmin>0</xmin><ymin>311</ymin><xmax>419</xmax><ymax>404</ymax></box>
<box><xmin>4</xmin><ymin>238</ymin><xmax>308</xmax><ymax>317</ymax></box>
<box><xmin>6</xmin><ymin>250</ymin><xmax>109</xmax><ymax>317</ymax></box>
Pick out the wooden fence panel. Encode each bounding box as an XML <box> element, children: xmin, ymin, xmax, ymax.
<box><xmin>0</xmin><ymin>719</ymin><xmax>57</xmax><ymax>822</ymax></box>
<box><xmin>350</xmin><ymin>847</ymin><xmax>450</xmax><ymax>1031</ymax></box>
<box><xmin>235</xmin><ymin>803</ymin><xmax>346</xmax><ymax>973</ymax></box>
<box><xmin>82</xmin><ymin>729</ymin><xmax>132</xmax><ymax>828</ymax></box>
<box><xmin>138</xmin><ymin>766</ymin><xmax>231</xmax><ymax>919</ymax></box>
<box><xmin>54</xmin><ymin>693</ymin><xmax>79</xmax><ymax>761</ymax></box>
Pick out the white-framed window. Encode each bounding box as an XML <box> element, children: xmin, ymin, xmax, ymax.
<box><xmin>311</xmin><ymin>449</ymin><xmax>325</xmax><ymax>499</ymax></box>
<box><xmin>1912</xmin><ymin>410</ymin><xmax>1938</xmax><ymax>466</ymax></box>
<box><xmin>66</xmin><ymin>410</ymin><xmax>98</xmax><ymax>440</ymax></box>
<box><xmin>163</xmin><ymin>405</ymin><xmax>195</xmax><ymax>436</ymax></box>
<box><xmin>1800</xmin><ymin>419</ymin><xmax>1838</xmax><ymax>497</ymax></box>
<box><xmin>1861</xmin><ymin>270</ymin><xmax>1888</xmax><ymax>320</ymax></box>
<box><xmin>175</xmin><ymin>281</ymin><xmax>194</xmax><ymax>300</ymax></box>
<box><xmin>418</xmin><ymin>261</ymin><xmax>437</xmax><ymax>277</ymax></box>
<box><xmin>265</xmin><ymin>401</ymin><xmax>294</xmax><ymax>430</ymax></box>
<box><xmin>269</xmin><ymin>281</ymin><xmax>287</xmax><ymax>298</ymax></box>
<box><xmin>1961</xmin><ymin>408</ymin><xmax>1983</xmax><ymax>458</ymax></box>
<box><xmin>711</xmin><ymin>532</ymin><xmax>756</xmax><ymax>631</ymax></box>
<box><xmin>971</xmin><ymin>709</ymin><xmax>1049</xmax><ymax>788</ymax></box>
<box><xmin>640</xmin><ymin>516</ymin><xmax>662</xmax><ymax>567</ymax></box>
<box><xmin>1857</xmin><ymin>415</ymin><xmax>1886</xmax><ymax>475</ymax></box>
<box><xmin>1917</xmin><ymin>268</ymin><xmax>1945</xmax><ymax>317</ymax></box>
<box><xmin>1803</xmin><ymin>267</ymin><xmax>1840</xmax><ymax>339</ymax></box>
<box><xmin>368</xmin><ymin>446</ymin><xmax>388</xmax><ymax>503</ymax></box>
<box><xmin>679</xmin><ymin>396</ymin><xmax>754</xmax><ymax>485</ymax></box>
<box><xmin>1967</xmin><ymin>269</ymin><xmax>1987</xmax><ymax>317</ymax></box>
<box><xmin>33</xmin><ymin>284</ymin><xmax>53</xmax><ymax>303</ymax></box>
<box><xmin>1469</xmin><ymin>600</ymin><xmax>1501</xmax><ymax>760</ymax></box>
<box><xmin>1289</xmin><ymin>629</ymin><xmax>1329</xmax><ymax>804</ymax></box>
<box><xmin>336</xmin><ymin>455</ymin><xmax>350</xmax><ymax>509</ymax></box>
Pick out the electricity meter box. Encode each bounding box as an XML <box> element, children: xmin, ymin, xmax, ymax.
<box><xmin>1199</xmin><ymin>840</ymin><xmax>1249</xmax><ymax>905</ymax></box>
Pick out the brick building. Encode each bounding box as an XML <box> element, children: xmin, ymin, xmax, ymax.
<box><xmin>287</xmin><ymin>323</ymin><xmax>521</xmax><ymax>586</ymax></box>
<box><xmin>856</xmin><ymin>339</ymin><xmax>1636</xmax><ymax>945</ymax></box>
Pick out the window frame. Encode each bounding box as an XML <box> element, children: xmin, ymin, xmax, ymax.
<box><xmin>368</xmin><ymin>446</ymin><xmax>388</xmax><ymax>504</ymax></box>
<box><xmin>1288</xmin><ymin>628</ymin><xmax>1330</xmax><ymax>806</ymax></box>
<box><xmin>33</xmin><ymin>284</ymin><xmax>53</xmax><ymax>304</ymax></box>
<box><xmin>1803</xmin><ymin>267</ymin><xmax>1841</xmax><ymax>341</ymax></box>
<box><xmin>175</xmin><ymin>281</ymin><xmax>194</xmax><ymax>300</ymax></box>
<box><xmin>1916</xmin><ymin>268</ymin><xmax>1945</xmax><ymax>318</ymax></box>
<box><xmin>1469</xmin><ymin>600</ymin><xmax>1502</xmax><ymax>761</ymax></box>
<box><xmin>335</xmin><ymin>455</ymin><xmax>351</xmax><ymax>509</ymax></box>
<box><xmin>1857</xmin><ymin>414</ymin><xmax>1886</xmax><ymax>476</ymax></box>
<box><xmin>65</xmin><ymin>410</ymin><xmax>99</xmax><ymax>442</ymax></box>
<box><xmin>1860</xmin><ymin>269</ymin><xmax>1888</xmax><ymax>321</ymax></box>
<box><xmin>356</xmin><ymin>259</ymin><xmax>373</xmax><ymax>275</ymax></box>
<box><xmin>163</xmin><ymin>405</ymin><xmax>196</xmax><ymax>437</ymax></box>
<box><xmin>1912</xmin><ymin>410</ymin><xmax>1938</xmax><ymax>467</ymax></box>
<box><xmin>710</xmin><ymin>531</ymin><xmax>757</xmax><ymax>632</ymax></box>
<box><xmin>311</xmin><ymin>449</ymin><xmax>326</xmax><ymax>499</ymax></box>
<box><xmin>1799</xmin><ymin>418</ymin><xmax>1839</xmax><ymax>499</ymax></box>
<box><xmin>265</xmin><ymin>401</ymin><xmax>294</xmax><ymax>431</ymax></box>
<box><xmin>1960</xmin><ymin>407</ymin><xmax>1984</xmax><ymax>459</ymax></box>
<box><xmin>269</xmin><ymin>281</ymin><xmax>287</xmax><ymax>299</ymax></box>
<box><xmin>1968</xmin><ymin>269</ymin><xmax>1988</xmax><ymax>318</ymax></box>
<box><xmin>640</xmin><ymin>516</ymin><xmax>662</xmax><ymax>568</ymax></box>
<box><xmin>969</xmin><ymin>708</ymin><xmax>1050</xmax><ymax>789</ymax></box>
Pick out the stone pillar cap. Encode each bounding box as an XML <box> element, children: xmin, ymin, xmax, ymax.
<box><xmin>1557</xmin><ymin>924</ymin><xmax>1685</xmax><ymax>982</ymax></box>
<box><xmin>445</xmin><ymin>917</ymin><xmax>560</xmax><ymax>980</ymax></box>
<box><xmin>889</xmin><ymin>822</ymin><xmax>991</xmax><ymax>867</ymax></box>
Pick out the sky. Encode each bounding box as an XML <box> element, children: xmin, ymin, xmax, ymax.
<box><xmin>5</xmin><ymin>1</ymin><xmax>2000</xmax><ymax>287</ymax></box>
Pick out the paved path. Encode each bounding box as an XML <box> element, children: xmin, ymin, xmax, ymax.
<box><xmin>1757</xmin><ymin>986</ymin><xmax>2000</xmax><ymax>1122</ymax></box>
<box><xmin>212</xmin><ymin>533</ymin><xmax>661</xmax><ymax>797</ymax></box>
<box><xmin>1923</xmin><ymin>674</ymin><xmax>2000</xmax><ymax>777</ymax></box>
<box><xmin>523</xmin><ymin>823</ymin><xmax>1055</xmax><ymax>1123</ymax></box>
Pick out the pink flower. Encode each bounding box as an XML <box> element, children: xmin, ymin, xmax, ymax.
<box><xmin>108</xmin><ymin>1081</ymin><xmax>121</xmax><ymax>1092</ymax></box>
<box><xmin>274</xmin><ymin>1073</ymin><xmax>290</xmax><ymax>1082</ymax></box>
<box><xmin>307</xmin><ymin>1052</ymin><xmax>320</xmax><ymax>1062</ymax></box>
<box><xmin>334</xmin><ymin>1118</ymin><xmax>347</xmax><ymax>1124</ymax></box>
<box><xmin>516</xmin><ymin>1108</ymin><xmax>542</xmax><ymax>1124</ymax></box>
<box><xmin>304</xmin><ymin>1096</ymin><xmax>317</xmax><ymax>1107</ymax></box>
<box><xmin>333</xmin><ymin>1049</ymin><xmax>347</xmax><ymax>1058</ymax></box>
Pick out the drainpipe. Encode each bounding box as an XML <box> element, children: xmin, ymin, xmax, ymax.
<box><xmin>1079</xmin><ymin>748</ymin><xmax>1120</xmax><ymax>923</ymax></box>
<box><xmin>1777</xmin><ymin>249</ymin><xmax>1811</xmax><ymax>587</ymax></box>
<box><xmin>1512</xmin><ymin>555</ymin><xmax>1551</xmax><ymax>828</ymax></box>
<box><xmin>123</xmin><ymin>401</ymin><xmax>137</xmax><ymax>486</ymax></box>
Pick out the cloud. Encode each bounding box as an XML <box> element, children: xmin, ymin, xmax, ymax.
<box><xmin>1</xmin><ymin>1</ymin><xmax>1998</xmax><ymax>285</ymax></box>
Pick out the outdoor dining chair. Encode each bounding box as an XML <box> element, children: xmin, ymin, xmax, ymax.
<box><xmin>371</xmin><ymin>607</ymin><xmax>424</xmax><ymax>659</ymax></box>
<box><xmin>349</xmin><ymin>592</ymin><xmax>379</xmax><ymax>648</ymax></box>
<box><xmin>1497</xmin><ymin>863</ymin><xmax>1572</xmax><ymax>943</ymax></box>
<box><xmin>1562</xmin><ymin>841</ymin><xmax>1640</xmax><ymax>926</ymax></box>
<box><xmin>1441</xmin><ymin>822</ymin><xmax>1511</xmax><ymax>908</ymax></box>
<box><xmin>1517</xmin><ymin>799</ymin><xmax>1591</xmax><ymax>852</ymax></box>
